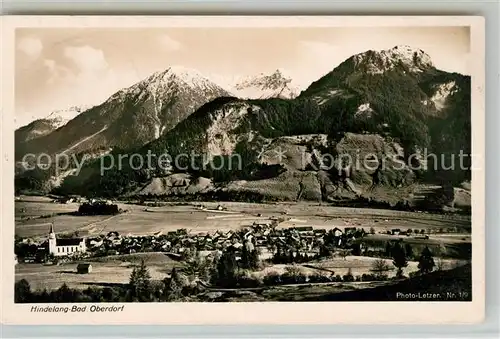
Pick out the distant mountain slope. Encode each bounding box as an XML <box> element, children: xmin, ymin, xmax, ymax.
<box><xmin>15</xmin><ymin>66</ymin><xmax>231</xmax><ymax>160</ymax></box>
<box><xmin>15</xmin><ymin>119</ymin><xmax>62</xmax><ymax>145</ymax></box>
<box><xmin>232</xmin><ymin>70</ymin><xmax>299</xmax><ymax>99</ymax></box>
<box><xmin>15</xmin><ymin>106</ymin><xmax>89</xmax><ymax>144</ymax></box>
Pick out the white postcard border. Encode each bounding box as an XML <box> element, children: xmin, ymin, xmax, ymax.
<box><xmin>1</xmin><ymin>15</ymin><xmax>485</xmax><ymax>325</ymax></box>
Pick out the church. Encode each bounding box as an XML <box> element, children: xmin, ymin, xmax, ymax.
<box><xmin>48</xmin><ymin>224</ymin><xmax>87</xmax><ymax>257</ymax></box>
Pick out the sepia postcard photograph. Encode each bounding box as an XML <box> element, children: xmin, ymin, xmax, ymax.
<box><xmin>1</xmin><ymin>15</ymin><xmax>485</xmax><ymax>325</ymax></box>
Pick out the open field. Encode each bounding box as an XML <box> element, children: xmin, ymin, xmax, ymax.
<box><xmin>15</xmin><ymin>196</ymin><xmax>471</xmax><ymax>239</ymax></box>
<box><xmin>15</xmin><ymin>252</ymin><xmax>177</xmax><ymax>291</ymax></box>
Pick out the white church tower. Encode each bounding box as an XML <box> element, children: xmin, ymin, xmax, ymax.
<box><xmin>47</xmin><ymin>223</ymin><xmax>87</xmax><ymax>257</ymax></box>
<box><xmin>48</xmin><ymin>223</ymin><xmax>57</xmax><ymax>255</ymax></box>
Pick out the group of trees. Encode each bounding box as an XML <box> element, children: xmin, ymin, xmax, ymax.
<box><xmin>15</xmin><ymin>280</ymin><xmax>127</xmax><ymax>303</ymax></box>
<box><xmin>377</xmin><ymin>242</ymin><xmax>436</xmax><ymax>279</ymax></box>
<box><xmin>78</xmin><ymin>201</ymin><xmax>120</xmax><ymax>216</ymax></box>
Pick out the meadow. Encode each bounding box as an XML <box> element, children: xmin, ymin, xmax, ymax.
<box><xmin>14</xmin><ymin>196</ymin><xmax>471</xmax><ymax>295</ymax></box>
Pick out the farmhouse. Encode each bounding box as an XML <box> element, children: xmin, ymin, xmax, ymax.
<box><xmin>48</xmin><ymin>224</ymin><xmax>87</xmax><ymax>257</ymax></box>
<box><xmin>77</xmin><ymin>263</ymin><xmax>92</xmax><ymax>274</ymax></box>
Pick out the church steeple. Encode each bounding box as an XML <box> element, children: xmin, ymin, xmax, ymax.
<box><xmin>48</xmin><ymin>223</ymin><xmax>57</xmax><ymax>255</ymax></box>
<box><xmin>49</xmin><ymin>223</ymin><xmax>56</xmax><ymax>238</ymax></box>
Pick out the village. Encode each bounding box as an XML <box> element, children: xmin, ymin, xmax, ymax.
<box><xmin>15</xmin><ymin>200</ymin><xmax>466</xmax><ymax>267</ymax></box>
<box><xmin>14</xmin><ymin>197</ymin><xmax>472</xmax><ymax>302</ymax></box>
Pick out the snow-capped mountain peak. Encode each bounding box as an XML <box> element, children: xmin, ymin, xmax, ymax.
<box><xmin>44</xmin><ymin>105</ymin><xmax>92</xmax><ymax>128</ymax></box>
<box><xmin>148</xmin><ymin>66</ymin><xmax>208</xmax><ymax>86</ymax></box>
<box><xmin>115</xmin><ymin>65</ymin><xmax>226</xmax><ymax>102</ymax></box>
<box><xmin>15</xmin><ymin>105</ymin><xmax>92</xmax><ymax>144</ymax></box>
<box><xmin>351</xmin><ymin>45</ymin><xmax>434</xmax><ymax>75</ymax></box>
<box><xmin>232</xmin><ymin>69</ymin><xmax>300</xmax><ymax>99</ymax></box>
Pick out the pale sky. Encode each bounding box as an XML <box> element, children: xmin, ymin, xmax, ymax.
<box><xmin>15</xmin><ymin>26</ymin><xmax>470</xmax><ymax>128</ymax></box>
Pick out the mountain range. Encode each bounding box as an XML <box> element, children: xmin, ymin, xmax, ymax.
<box><xmin>231</xmin><ymin>69</ymin><xmax>299</xmax><ymax>99</ymax></box>
<box><xmin>15</xmin><ymin>46</ymin><xmax>471</xmax><ymax>212</ymax></box>
<box><xmin>15</xmin><ymin>66</ymin><xmax>231</xmax><ymax>160</ymax></box>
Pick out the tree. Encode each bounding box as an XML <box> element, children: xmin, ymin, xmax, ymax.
<box><xmin>249</xmin><ymin>248</ymin><xmax>260</xmax><ymax>269</ymax></box>
<box><xmin>369</xmin><ymin>227</ymin><xmax>376</xmax><ymax>235</ymax></box>
<box><xmin>181</xmin><ymin>249</ymin><xmax>213</xmax><ymax>283</ymax></box>
<box><xmin>384</xmin><ymin>241</ymin><xmax>392</xmax><ymax>257</ymax></box>
<box><xmin>370</xmin><ymin>258</ymin><xmax>390</xmax><ymax>280</ymax></box>
<box><xmin>343</xmin><ymin>268</ymin><xmax>354</xmax><ymax>282</ymax></box>
<box><xmin>319</xmin><ymin>245</ymin><xmax>331</xmax><ymax>258</ymax></box>
<box><xmin>417</xmin><ymin>246</ymin><xmax>435</xmax><ymax>274</ymax></box>
<box><xmin>404</xmin><ymin>243</ymin><xmax>414</xmax><ymax>259</ymax></box>
<box><xmin>38</xmin><ymin>289</ymin><xmax>50</xmax><ymax>302</ymax></box>
<box><xmin>84</xmin><ymin>287</ymin><xmax>103</xmax><ymax>302</ymax></box>
<box><xmin>164</xmin><ymin>268</ymin><xmax>184</xmax><ymax>301</ymax></box>
<box><xmin>213</xmin><ymin>248</ymin><xmax>238</xmax><ymax>287</ymax></box>
<box><xmin>240</xmin><ymin>241</ymin><xmax>259</xmax><ymax>270</ymax></box>
<box><xmin>14</xmin><ymin>279</ymin><xmax>32</xmax><ymax>303</ymax></box>
<box><xmin>55</xmin><ymin>283</ymin><xmax>74</xmax><ymax>302</ymax></box>
<box><xmin>284</xmin><ymin>264</ymin><xmax>303</xmax><ymax>283</ymax></box>
<box><xmin>391</xmin><ymin>242</ymin><xmax>408</xmax><ymax>278</ymax></box>
<box><xmin>129</xmin><ymin>259</ymin><xmax>152</xmax><ymax>301</ymax></box>
<box><xmin>102</xmin><ymin>287</ymin><xmax>119</xmax><ymax>301</ymax></box>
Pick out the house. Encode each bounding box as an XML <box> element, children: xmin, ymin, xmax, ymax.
<box><xmin>77</xmin><ymin>263</ymin><xmax>92</xmax><ymax>274</ymax></box>
<box><xmin>48</xmin><ymin>224</ymin><xmax>87</xmax><ymax>257</ymax></box>
<box><xmin>111</xmin><ymin>238</ymin><xmax>122</xmax><ymax>246</ymax></box>
<box><xmin>391</xmin><ymin>228</ymin><xmax>401</xmax><ymax>235</ymax></box>
<box><xmin>106</xmin><ymin>231</ymin><xmax>120</xmax><ymax>239</ymax></box>
<box><xmin>89</xmin><ymin>238</ymin><xmax>104</xmax><ymax>248</ymax></box>
<box><xmin>332</xmin><ymin>227</ymin><xmax>344</xmax><ymax>237</ymax></box>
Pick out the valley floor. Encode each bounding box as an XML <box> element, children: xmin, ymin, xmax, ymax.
<box><xmin>15</xmin><ymin>196</ymin><xmax>471</xmax><ymax>239</ymax></box>
<box><xmin>14</xmin><ymin>196</ymin><xmax>472</xmax><ymax>301</ymax></box>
